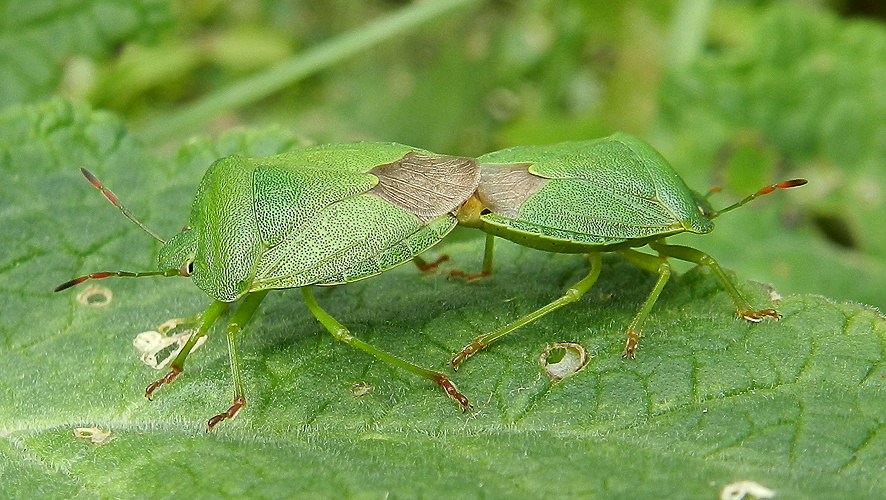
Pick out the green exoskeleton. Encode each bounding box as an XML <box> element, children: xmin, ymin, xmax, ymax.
<box><xmin>56</xmin><ymin>143</ymin><xmax>480</xmax><ymax>429</ymax></box>
<box><xmin>448</xmin><ymin>132</ymin><xmax>806</xmax><ymax>368</ymax></box>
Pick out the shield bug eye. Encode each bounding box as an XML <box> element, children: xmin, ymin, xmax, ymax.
<box><xmin>180</xmin><ymin>260</ymin><xmax>194</xmax><ymax>277</ymax></box>
<box><xmin>181</xmin><ymin>225</ymin><xmax>191</xmax><ymax>232</ymax></box>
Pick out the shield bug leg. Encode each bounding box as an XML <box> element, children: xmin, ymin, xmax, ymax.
<box><xmin>450</xmin><ymin>252</ymin><xmax>603</xmax><ymax>370</ymax></box>
<box><xmin>207</xmin><ymin>290</ymin><xmax>269</xmax><ymax>431</ymax></box>
<box><xmin>616</xmin><ymin>249</ymin><xmax>673</xmax><ymax>358</ymax></box>
<box><xmin>207</xmin><ymin>397</ymin><xmax>245</xmax><ymax>432</ymax></box>
<box><xmin>301</xmin><ymin>287</ymin><xmax>471</xmax><ymax>410</ymax></box>
<box><xmin>650</xmin><ymin>241</ymin><xmax>781</xmax><ymax>322</ymax></box>
<box><xmin>412</xmin><ymin>254</ymin><xmax>450</xmax><ymax>273</ymax></box>
<box><xmin>145</xmin><ymin>300</ymin><xmax>229</xmax><ymax>400</ymax></box>
<box><xmin>450</xmin><ymin>234</ymin><xmax>496</xmax><ymax>282</ymax></box>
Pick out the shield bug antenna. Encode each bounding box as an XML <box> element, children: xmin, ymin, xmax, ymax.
<box><xmin>53</xmin><ymin>268</ymin><xmax>184</xmax><ymax>292</ymax></box>
<box><xmin>79</xmin><ymin>168</ymin><xmax>167</xmax><ymax>243</ymax></box>
<box><xmin>709</xmin><ymin>179</ymin><xmax>807</xmax><ymax>219</ymax></box>
<box><xmin>54</xmin><ymin>169</ymin><xmax>183</xmax><ymax>293</ymax></box>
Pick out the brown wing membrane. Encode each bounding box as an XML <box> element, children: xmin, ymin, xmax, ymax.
<box><xmin>369</xmin><ymin>152</ymin><xmax>480</xmax><ymax>222</ymax></box>
<box><xmin>476</xmin><ymin>163</ymin><xmax>545</xmax><ymax>218</ymax></box>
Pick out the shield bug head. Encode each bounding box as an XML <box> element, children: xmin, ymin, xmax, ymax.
<box><xmin>158</xmin><ymin>227</ymin><xmax>197</xmax><ymax>278</ymax></box>
<box><xmin>56</xmin><ymin>160</ymin><xmax>259</xmax><ymax>302</ymax></box>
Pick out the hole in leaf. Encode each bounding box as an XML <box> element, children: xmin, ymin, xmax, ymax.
<box><xmin>351</xmin><ymin>381</ymin><xmax>373</xmax><ymax>398</ymax></box>
<box><xmin>539</xmin><ymin>342</ymin><xmax>588</xmax><ymax>381</ymax></box>
<box><xmin>76</xmin><ymin>285</ymin><xmax>112</xmax><ymax>307</ymax></box>
<box><xmin>72</xmin><ymin>427</ymin><xmax>114</xmax><ymax>446</ymax></box>
<box><xmin>719</xmin><ymin>480</ymin><xmax>775</xmax><ymax>500</ymax></box>
<box><xmin>132</xmin><ymin>318</ymin><xmax>205</xmax><ymax>370</ymax></box>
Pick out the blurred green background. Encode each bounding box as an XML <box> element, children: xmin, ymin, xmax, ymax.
<box><xmin>2</xmin><ymin>0</ymin><xmax>884</xmax><ymax>307</ymax></box>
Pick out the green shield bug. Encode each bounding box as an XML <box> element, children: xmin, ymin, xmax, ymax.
<box><xmin>449</xmin><ymin>132</ymin><xmax>806</xmax><ymax>367</ymax></box>
<box><xmin>56</xmin><ymin>142</ymin><xmax>480</xmax><ymax>429</ymax></box>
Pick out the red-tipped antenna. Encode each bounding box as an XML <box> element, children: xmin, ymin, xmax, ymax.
<box><xmin>703</xmin><ymin>185</ymin><xmax>722</xmax><ymax>198</ymax></box>
<box><xmin>80</xmin><ymin>168</ymin><xmax>166</xmax><ymax>243</ymax></box>
<box><xmin>54</xmin><ymin>268</ymin><xmax>184</xmax><ymax>292</ymax></box>
<box><xmin>54</xmin><ymin>169</ymin><xmax>180</xmax><ymax>293</ymax></box>
<box><xmin>710</xmin><ymin>179</ymin><xmax>807</xmax><ymax>219</ymax></box>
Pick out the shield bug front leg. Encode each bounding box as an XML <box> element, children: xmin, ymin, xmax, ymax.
<box><xmin>650</xmin><ymin>241</ymin><xmax>781</xmax><ymax>323</ymax></box>
<box><xmin>615</xmin><ymin>249</ymin><xmax>673</xmax><ymax>358</ymax></box>
<box><xmin>206</xmin><ymin>290</ymin><xmax>269</xmax><ymax>430</ymax></box>
<box><xmin>144</xmin><ymin>300</ymin><xmax>229</xmax><ymax>400</ymax></box>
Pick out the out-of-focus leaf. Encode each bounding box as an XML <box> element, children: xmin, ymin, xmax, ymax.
<box><xmin>0</xmin><ymin>0</ymin><xmax>171</xmax><ymax>106</ymax></box>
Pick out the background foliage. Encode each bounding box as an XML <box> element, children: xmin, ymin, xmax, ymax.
<box><xmin>1</xmin><ymin>0</ymin><xmax>884</xmax><ymax>498</ymax></box>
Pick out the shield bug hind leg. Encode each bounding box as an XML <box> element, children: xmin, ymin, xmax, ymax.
<box><xmin>649</xmin><ymin>241</ymin><xmax>781</xmax><ymax>322</ymax></box>
<box><xmin>615</xmin><ymin>249</ymin><xmax>673</xmax><ymax>358</ymax></box>
<box><xmin>412</xmin><ymin>254</ymin><xmax>450</xmax><ymax>273</ymax></box>
<box><xmin>300</xmin><ymin>287</ymin><xmax>471</xmax><ymax>411</ymax></box>
<box><xmin>449</xmin><ymin>234</ymin><xmax>496</xmax><ymax>282</ymax></box>
<box><xmin>450</xmin><ymin>252</ymin><xmax>603</xmax><ymax>370</ymax></box>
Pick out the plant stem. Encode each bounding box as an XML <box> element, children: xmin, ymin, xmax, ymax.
<box><xmin>139</xmin><ymin>0</ymin><xmax>484</xmax><ymax>144</ymax></box>
<box><xmin>668</xmin><ymin>0</ymin><xmax>713</xmax><ymax>68</ymax></box>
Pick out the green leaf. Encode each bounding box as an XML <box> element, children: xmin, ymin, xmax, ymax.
<box><xmin>0</xmin><ymin>0</ymin><xmax>171</xmax><ymax>106</ymax></box>
<box><xmin>1</xmin><ymin>100</ymin><xmax>884</xmax><ymax>498</ymax></box>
